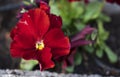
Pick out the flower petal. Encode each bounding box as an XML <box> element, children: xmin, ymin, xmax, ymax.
<box><xmin>44</xmin><ymin>28</ymin><xmax>70</xmax><ymax>48</ymax></box>
<box><xmin>15</xmin><ymin>21</ymin><xmax>36</xmax><ymax>47</ymax></box>
<box><xmin>44</xmin><ymin>28</ymin><xmax>70</xmax><ymax>58</ymax></box>
<box><xmin>40</xmin><ymin>1</ymin><xmax>50</xmax><ymax>13</ymax></box>
<box><xmin>11</xmin><ymin>47</ymin><xmax>36</xmax><ymax>60</ymax></box>
<box><xmin>10</xmin><ymin>21</ymin><xmax>36</xmax><ymax>57</ymax></box>
<box><xmin>10</xmin><ymin>39</ymin><xmax>36</xmax><ymax>58</ymax></box>
<box><xmin>37</xmin><ymin>47</ymin><xmax>54</xmax><ymax>70</ymax></box>
<box><xmin>10</xmin><ymin>27</ymin><xmax>18</xmax><ymax>39</ymax></box>
<box><xmin>49</xmin><ymin>14</ymin><xmax>62</xmax><ymax>29</ymax></box>
<box><xmin>22</xmin><ymin>50</ymin><xmax>36</xmax><ymax>60</ymax></box>
<box><xmin>10</xmin><ymin>44</ymin><xmax>23</xmax><ymax>57</ymax></box>
<box><xmin>28</xmin><ymin>8</ymin><xmax>50</xmax><ymax>38</ymax></box>
<box><xmin>51</xmin><ymin>48</ymin><xmax>70</xmax><ymax>59</ymax></box>
<box><xmin>10</xmin><ymin>12</ymin><xmax>37</xmax><ymax>59</ymax></box>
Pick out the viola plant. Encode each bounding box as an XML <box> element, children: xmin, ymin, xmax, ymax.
<box><xmin>10</xmin><ymin>1</ymin><xmax>70</xmax><ymax>70</ymax></box>
<box><xmin>50</xmin><ymin>0</ymin><xmax>118</xmax><ymax>72</ymax></box>
<box><xmin>10</xmin><ymin>0</ymin><xmax>119</xmax><ymax>73</ymax></box>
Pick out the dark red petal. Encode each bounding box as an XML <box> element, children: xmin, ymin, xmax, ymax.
<box><xmin>11</xmin><ymin>46</ymin><xmax>36</xmax><ymax>60</ymax></box>
<box><xmin>10</xmin><ymin>19</ymin><xmax>36</xmax><ymax>57</ymax></box>
<box><xmin>10</xmin><ymin>39</ymin><xmax>35</xmax><ymax>59</ymax></box>
<box><xmin>28</xmin><ymin>8</ymin><xmax>50</xmax><ymax>38</ymax></box>
<box><xmin>40</xmin><ymin>1</ymin><xmax>50</xmax><ymax>13</ymax></box>
<box><xmin>22</xmin><ymin>50</ymin><xmax>36</xmax><ymax>60</ymax></box>
<box><xmin>10</xmin><ymin>17</ymin><xmax>36</xmax><ymax>59</ymax></box>
<box><xmin>44</xmin><ymin>28</ymin><xmax>70</xmax><ymax>58</ymax></box>
<box><xmin>11</xmin><ymin>36</ymin><xmax>36</xmax><ymax>60</ymax></box>
<box><xmin>51</xmin><ymin>48</ymin><xmax>70</xmax><ymax>59</ymax></box>
<box><xmin>44</xmin><ymin>28</ymin><xmax>70</xmax><ymax>48</ymax></box>
<box><xmin>11</xmin><ymin>35</ymin><xmax>35</xmax><ymax>50</ymax></box>
<box><xmin>19</xmin><ymin>11</ymin><xmax>39</xmax><ymax>39</ymax></box>
<box><xmin>20</xmin><ymin>12</ymin><xmax>34</xmax><ymax>28</ymax></box>
<box><xmin>49</xmin><ymin>14</ymin><xmax>62</xmax><ymax>29</ymax></box>
<box><xmin>10</xmin><ymin>42</ymin><xmax>23</xmax><ymax>57</ymax></box>
<box><xmin>15</xmin><ymin>21</ymin><xmax>36</xmax><ymax>47</ymax></box>
<box><xmin>10</xmin><ymin>27</ymin><xmax>18</xmax><ymax>39</ymax></box>
<box><xmin>37</xmin><ymin>47</ymin><xmax>54</xmax><ymax>70</ymax></box>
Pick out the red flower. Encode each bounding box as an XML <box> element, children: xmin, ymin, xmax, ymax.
<box><xmin>10</xmin><ymin>2</ymin><xmax>70</xmax><ymax>70</ymax></box>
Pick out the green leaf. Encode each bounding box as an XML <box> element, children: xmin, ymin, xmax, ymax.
<box><xmin>74</xmin><ymin>52</ymin><xmax>82</xmax><ymax>65</ymax></box>
<box><xmin>74</xmin><ymin>22</ymin><xmax>85</xmax><ymax>31</ymax></box>
<box><xmin>84</xmin><ymin>45</ymin><xmax>94</xmax><ymax>54</ymax></box>
<box><xmin>104</xmin><ymin>45</ymin><xmax>118</xmax><ymax>63</ymax></box>
<box><xmin>65</xmin><ymin>66</ymin><xmax>74</xmax><ymax>73</ymax></box>
<box><xmin>20</xmin><ymin>59</ymin><xmax>38</xmax><ymax>70</ymax></box>
<box><xmin>50</xmin><ymin>3</ymin><xmax>60</xmax><ymax>16</ymax></box>
<box><xmin>70</xmin><ymin>2</ymin><xmax>84</xmax><ymax>19</ymax></box>
<box><xmin>91</xmin><ymin>29</ymin><xmax>97</xmax><ymax>40</ymax></box>
<box><xmin>97</xmin><ymin>20</ymin><xmax>109</xmax><ymax>41</ymax></box>
<box><xmin>23</xmin><ymin>1</ymin><xmax>31</xmax><ymax>5</ymax></box>
<box><xmin>83</xmin><ymin>1</ymin><xmax>103</xmax><ymax>22</ymax></box>
<box><xmin>99</xmin><ymin>14</ymin><xmax>111</xmax><ymax>22</ymax></box>
<box><xmin>96</xmin><ymin>49</ymin><xmax>104</xmax><ymax>58</ymax></box>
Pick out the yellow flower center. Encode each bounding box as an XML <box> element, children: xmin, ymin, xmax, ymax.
<box><xmin>36</xmin><ymin>40</ymin><xmax>44</xmax><ymax>50</ymax></box>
